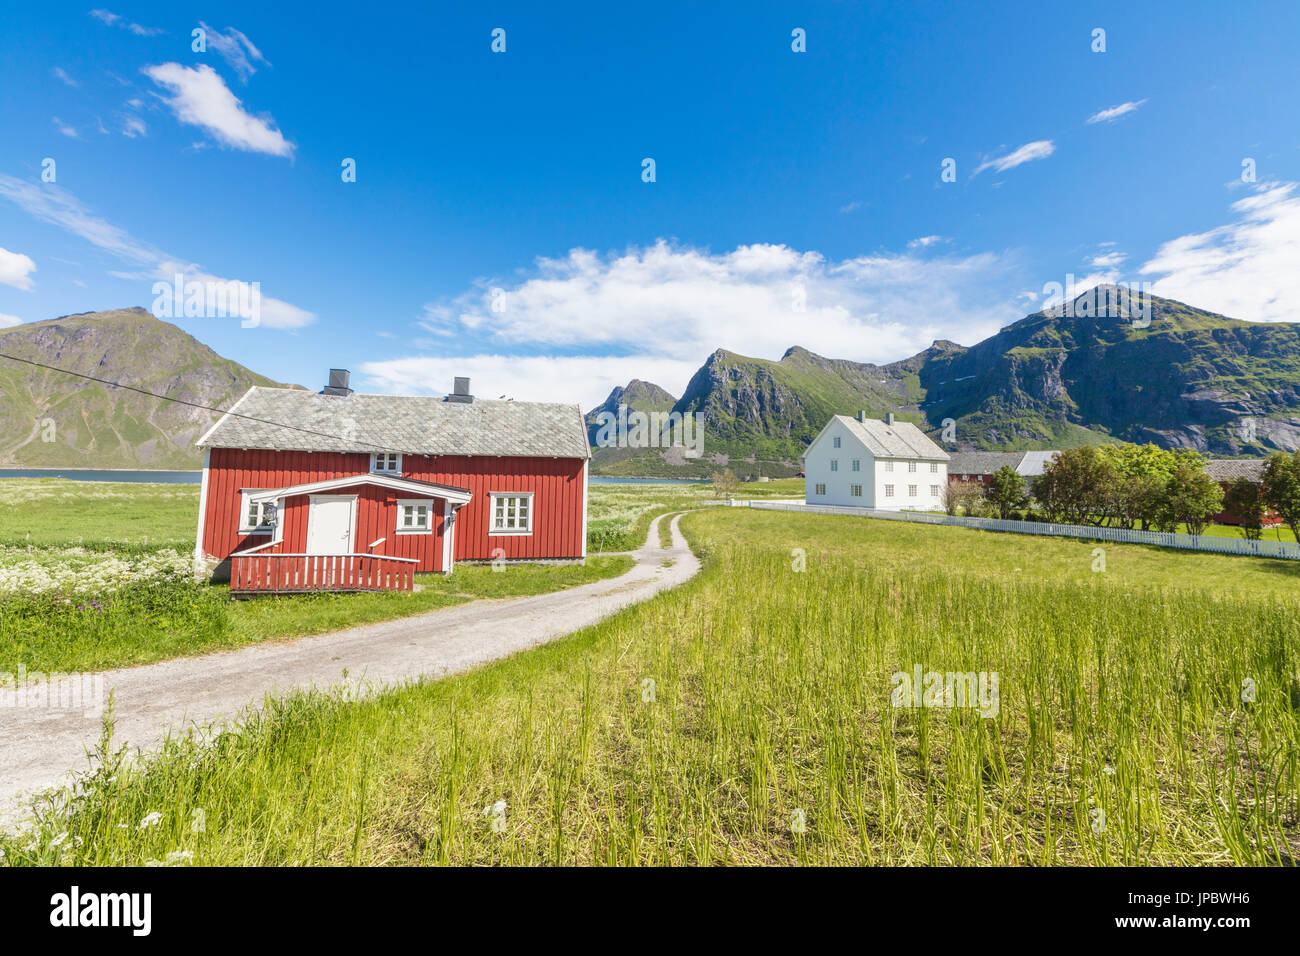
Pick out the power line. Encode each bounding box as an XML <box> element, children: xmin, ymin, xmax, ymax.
<box><xmin>0</xmin><ymin>351</ymin><xmax>397</xmax><ymax>452</ymax></box>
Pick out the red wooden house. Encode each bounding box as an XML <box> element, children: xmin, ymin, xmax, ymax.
<box><xmin>194</xmin><ymin>372</ymin><xmax>590</xmax><ymax>594</ymax></box>
<box><xmin>1205</xmin><ymin>459</ymin><xmax>1282</xmax><ymax>527</ymax></box>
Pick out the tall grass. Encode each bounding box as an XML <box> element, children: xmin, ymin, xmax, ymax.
<box><xmin>5</xmin><ymin>509</ymin><xmax>1295</xmax><ymax>866</ymax></box>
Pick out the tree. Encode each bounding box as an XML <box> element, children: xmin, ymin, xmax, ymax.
<box><xmin>944</xmin><ymin>480</ymin><xmax>984</xmax><ymax>516</ymax></box>
<box><xmin>1034</xmin><ymin>446</ymin><xmax>1117</xmax><ymax>525</ymax></box>
<box><xmin>1164</xmin><ymin>461</ymin><xmax>1224</xmax><ymax>536</ymax></box>
<box><xmin>712</xmin><ymin>468</ymin><xmax>741</xmax><ymax>499</ymax></box>
<box><xmin>1224</xmin><ymin>477</ymin><xmax>1266</xmax><ymax>540</ymax></box>
<box><xmin>1099</xmin><ymin>443</ymin><xmax>1204</xmax><ymax>530</ymax></box>
<box><xmin>986</xmin><ymin>465</ymin><xmax>1028</xmax><ymax>519</ymax></box>
<box><xmin>1262</xmin><ymin>451</ymin><xmax>1300</xmax><ymax>540</ymax></box>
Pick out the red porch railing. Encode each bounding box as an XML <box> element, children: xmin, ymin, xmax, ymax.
<box><xmin>229</xmin><ymin>552</ymin><xmax>419</xmax><ymax>594</ymax></box>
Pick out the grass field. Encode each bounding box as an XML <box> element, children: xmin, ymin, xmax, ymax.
<box><xmin>0</xmin><ymin>556</ymin><xmax>633</xmax><ymax>674</ymax></box>
<box><xmin>6</xmin><ymin>507</ymin><xmax>1296</xmax><ymax>866</ymax></box>
<box><xmin>0</xmin><ymin>477</ymin><xmax>634</xmax><ymax>672</ymax></box>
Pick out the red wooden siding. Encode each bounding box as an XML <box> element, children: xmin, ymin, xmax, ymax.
<box><xmin>200</xmin><ymin>448</ymin><xmax>585</xmax><ymax>572</ymax></box>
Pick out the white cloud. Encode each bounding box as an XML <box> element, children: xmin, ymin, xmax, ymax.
<box><xmin>199</xmin><ymin>23</ymin><xmax>270</xmax><ymax>82</ymax></box>
<box><xmin>395</xmin><ymin>240</ymin><xmax>1025</xmax><ymax>405</ymax></box>
<box><xmin>1086</xmin><ymin>99</ymin><xmax>1147</xmax><ymax>124</ymax></box>
<box><xmin>0</xmin><ymin>245</ymin><xmax>37</xmax><ymax>290</ymax></box>
<box><xmin>0</xmin><ymin>313</ymin><xmax>23</xmax><ymax>328</ymax></box>
<box><xmin>908</xmin><ymin>235</ymin><xmax>947</xmax><ymax>249</ymax></box>
<box><xmin>0</xmin><ymin>174</ymin><xmax>314</xmax><ymax>329</ymax></box>
<box><xmin>52</xmin><ymin>67</ymin><xmax>79</xmax><ymax>88</ymax></box>
<box><xmin>143</xmin><ymin>63</ymin><xmax>293</xmax><ymax>157</ymax></box>
<box><xmin>840</xmin><ymin>200</ymin><xmax>867</xmax><ymax>214</ymax></box>
<box><xmin>974</xmin><ymin>140</ymin><xmax>1055</xmax><ymax>176</ymax></box>
<box><xmin>1090</xmin><ymin>251</ymin><xmax>1126</xmax><ymax>269</ymax></box>
<box><xmin>121</xmin><ymin>114</ymin><xmax>147</xmax><ymax>138</ymax></box>
<box><xmin>1141</xmin><ymin>181</ymin><xmax>1300</xmax><ymax>322</ymax></box>
<box><xmin>89</xmin><ymin>9</ymin><xmax>164</xmax><ymax>37</ymax></box>
<box><xmin>52</xmin><ymin>117</ymin><xmax>79</xmax><ymax>139</ymax></box>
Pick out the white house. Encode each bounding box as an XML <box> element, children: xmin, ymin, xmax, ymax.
<box><xmin>803</xmin><ymin>412</ymin><xmax>950</xmax><ymax>510</ymax></box>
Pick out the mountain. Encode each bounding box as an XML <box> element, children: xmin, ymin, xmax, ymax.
<box><xmin>919</xmin><ymin>289</ymin><xmax>1300</xmax><ymax>454</ymax></box>
<box><xmin>584</xmin><ymin>379</ymin><xmax>680</xmax><ymax>474</ymax></box>
<box><xmin>586</xmin><ymin>289</ymin><xmax>1300</xmax><ymax>477</ymax></box>
<box><xmin>0</xmin><ymin>308</ymin><xmax>291</xmax><ymax>469</ymax></box>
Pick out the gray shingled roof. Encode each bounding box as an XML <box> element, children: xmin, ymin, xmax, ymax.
<box><xmin>947</xmin><ymin>451</ymin><xmax>1026</xmax><ymax>476</ymax></box>
<box><xmin>836</xmin><ymin>416</ymin><xmax>950</xmax><ymax>460</ymax></box>
<box><xmin>1206</xmin><ymin>459</ymin><xmax>1267</xmax><ymax>482</ymax></box>
<box><xmin>198</xmin><ymin>387</ymin><xmax>590</xmax><ymax>459</ymax></box>
<box><xmin>947</xmin><ymin>450</ymin><xmax>1061</xmax><ymax>477</ymax></box>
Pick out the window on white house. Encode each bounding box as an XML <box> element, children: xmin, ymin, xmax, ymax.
<box><xmin>371</xmin><ymin>452</ymin><xmax>402</xmax><ymax>474</ymax></box>
<box><xmin>815</xmin><ymin>483</ymin><xmax>826</xmax><ymax>496</ymax></box>
<box><xmin>490</xmin><ymin>493</ymin><xmax>532</xmax><ymax>534</ymax></box>
<box><xmin>885</xmin><ymin>461</ymin><xmax>894</xmax><ymax>472</ymax></box>
<box><xmin>851</xmin><ymin>459</ymin><xmax>860</xmax><ymax>472</ymax></box>
<box><xmin>908</xmin><ymin>484</ymin><xmax>917</xmax><ymax>497</ymax></box>
<box><xmin>830</xmin><ymin>459</ymin><xmax>838</xmax><ymax>472</ymax></box>
<box><xmin>930</xmin><ymin>485</ymin><xmax>940</xmax><ymax>497</ymax></box>
<box><xmin>929</xmin><ymin>462</ymin><xmax>938</xmax><ymax>473</ymax></box>
<box><xmin>908</xmin><ymin>461</ymin><xmax>917</xmax><ymax>473</ymax></box>
<box><xmin>833</xmin><ymin>436</ymin><xmax>841</xmax><ymax>448</ymax></box>
<box><xmin>884</xmin><ymin>485</ymin><xmax>894</xmax><ymax>497</ymax></box>
<box><xmin>239</xmin><ymin>491</ymin><xmax>275</xmax><ymax>533</ymax></box>
<box><xmin>850</xmin><ymin>484</ymin><xmax>862</xmax><ymax>497</ymax></box>
<box><xmin>396</xmin><ymin>499</ymin><xmax>432</xmax><ymax>533</ymax></box>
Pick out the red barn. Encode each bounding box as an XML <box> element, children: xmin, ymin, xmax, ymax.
<box><xmin>194</xmin><ymin>372</ymin><xmax>590</xmax><ymax>593</ymax></box>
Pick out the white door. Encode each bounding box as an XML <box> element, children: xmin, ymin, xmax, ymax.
<box><xmin>306</xmin><ymin>496</ymin><xmax>355</xmax><ymax>554</ymax></box>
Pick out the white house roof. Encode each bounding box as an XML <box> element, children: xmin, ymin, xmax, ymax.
<box><xmin>197</xmin><ymin>387</ymin><xmax>590</xmax><ymax>459</ymax></box>
<box><xmin>833</xmin><ymin>415</ymin><xmax>950</xmax><ymax>461</ymax></box>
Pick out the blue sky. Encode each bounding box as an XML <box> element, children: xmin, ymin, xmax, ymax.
<box><xmin>2</xmin><ymin>1</ymin><xmax>1299</xmax><ymax>408</ymax></box>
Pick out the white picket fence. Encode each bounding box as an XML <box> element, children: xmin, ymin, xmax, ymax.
<box><xmin>744</xmin><ymin>501</ymin><xmax>1300</xmax><ymax>561</ymax></box>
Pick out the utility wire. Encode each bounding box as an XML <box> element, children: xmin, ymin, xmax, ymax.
<box><xmin>0</xmin><ymin>351</ymin><xmax>397</xmax><ymax>452</ymax></box>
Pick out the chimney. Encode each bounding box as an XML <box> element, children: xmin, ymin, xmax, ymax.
<box><xmin>321</xmin><ymin>368</ymin><xmax>352</xmax><ymax>397</ymax></box>
<box><xmin>885</xmin><ymin>412</ymin><xmax>896</xmax><ymax>426</ymax></box>
<box><xmin>857</xmin><ymin>410</ymin><xmax>867</xmax><ymax>423</ymax></box>
<box><xmin>446</xmin><ymin>376</ymin><xmax>474</xmax><ymax>404</ymax></box>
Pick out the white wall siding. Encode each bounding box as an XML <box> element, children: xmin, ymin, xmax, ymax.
<box><xmin>873</xmin><ymin>458</ymin><xmax>947</xmax><ymax>512</ymax></box>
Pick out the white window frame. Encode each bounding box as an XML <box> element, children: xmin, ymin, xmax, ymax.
<box><xmin>850</xmin><ymin>484</ymin><xmax>862</xmax><ymax>497</ymax></box>
<box><xmin>851</xmin><ymin>459</ymin><xmax>860</xmax><ymax>472</ymax></box>
<box><xmin>396</xmin><ymin>498</ymin><xmax>434</xmax><ymax>534</ymax></box>
<box><xmin>884</xmin><ymin>484</ymin><xmax>894</xmax><ymax>497</ymax></box>
<box><xmin>814</xmin><ymin>483</ymin><xmax>826</xmax><ymax>496</ymax></box>
<box><xmin>929</xmin><ymin>462</ymin><xmax>938</xmax><ymax>473</ymax></box>
<box><xmin>908</xmin><ymin>484</ymin><xmax>917</xmax><ymax>497</ymax></box>
<box><xmin>239</xmin><ymin>490</ymin><xmax>275</xmax><ymax>534</ymax></box>
<box><xmin>930</xmin><ymin>485</ymin><xmax>941</xmax><ymax>498</ymax></box>
<box><xmin>370</xmin><ymin>452</ymin><xmax>402</xmax><ymax>475</ymax></box>
<box><xmin>885</xmin><ymin>461</ymin><xmax>894</xmax><ymax>473</ymax></box>
<box><xmin>830</xmin><ymin>459</ymin><xmax>838</xmax><ymax>472</ymax></box>
<box><xmin>908</xmin><ymin>461</ymin><xmax>917</xmax><ymax>473</ymax></box>
<box><xmin>833</xmin><ymin>436</ymin><xmax>841</xmax><ymax>448</ymax></box>
<box><xmin>489</xmin><ymin>492</ymin><xmax>534</xmax><ymax>535</ymax></box>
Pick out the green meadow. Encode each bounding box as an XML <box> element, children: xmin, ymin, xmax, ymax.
<box><xmin>6</xmin><ymin>507</ymin><xmax>1297</xmax><ymax>866</ymax></box>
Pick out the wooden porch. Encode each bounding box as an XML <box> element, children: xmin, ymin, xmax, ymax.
<box><xmin>230</xmin><ymin>552</ymin><xmax>419</xmax><ymax>595</ymax></box>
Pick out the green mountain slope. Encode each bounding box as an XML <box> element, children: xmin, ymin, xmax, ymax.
<box><xmin>919</xmin><ymin>289</ymin><xmax>1300</xmax><ymax>452</ymax></box>
<box><xmin>0</xmin><ymin>308</ymin><xmax>290</xmax><ymax>469</ymax></box>
<box><xmin>587</xmin><ymin>289</ymin><xmax>1300</xmax><ymax>476</ymax></box>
